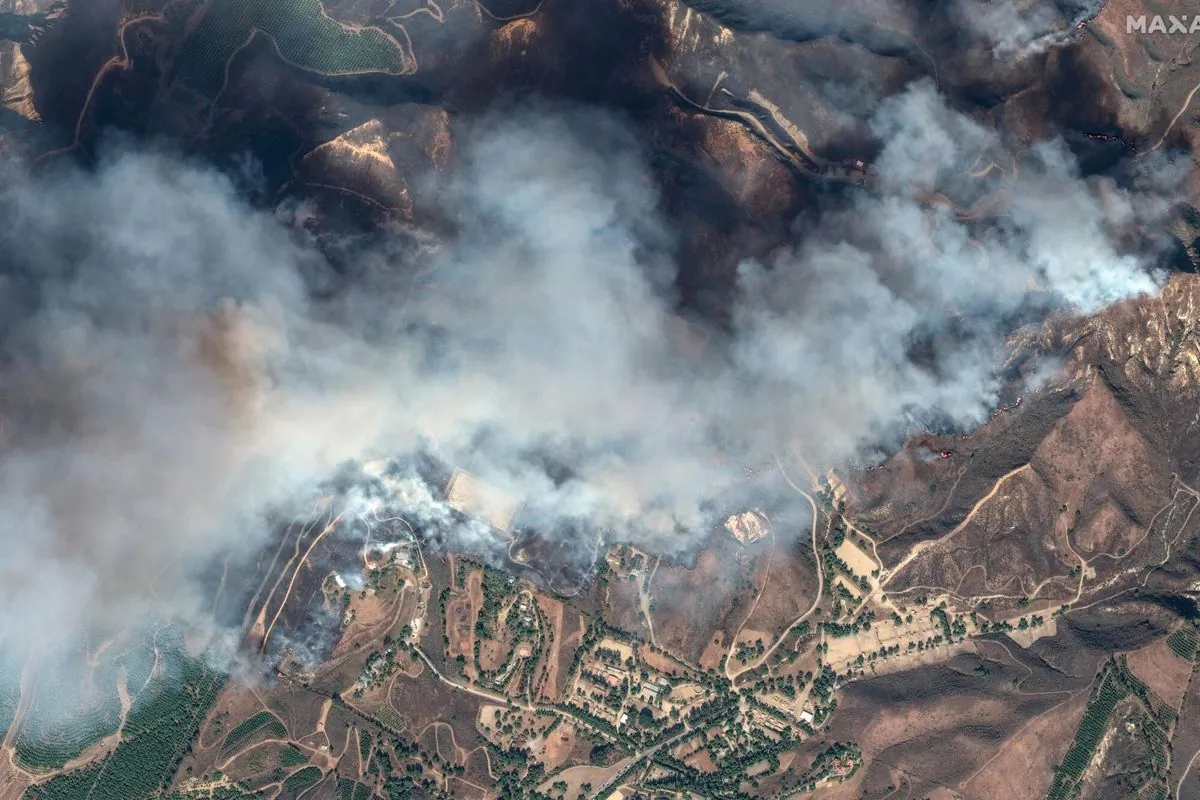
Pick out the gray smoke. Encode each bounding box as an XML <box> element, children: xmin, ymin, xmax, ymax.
<box><xmin>674</xmin><ymin>0</ymin><xmax>917</xmax><ymax>44</ymax></box>
<box><xmin>951</xmin><ymin>0</ymin><xmax>1105</xmax><ymax>57</ymax></box>
<box><xmin>685</xmin><ymin>0</ymin><xmax>1102</xmax><ymax>62</ymax></box>
<box><xmin>0</xmin><ymin>83</ymin><xmax>1179</xmax><ymax>673</ymax></box>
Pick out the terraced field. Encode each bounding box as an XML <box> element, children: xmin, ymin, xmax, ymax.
<box><xmin>282</xmin><ymin>764</ymin><xmax>323</xmax><ymax>792</ymax></box>
<box><xmin>172</xmin><ymin>0</ymin><xmax>412</xmax><ymax>97</ymax></box>
<box><xmin>25</xmin><ymin>640</ymin><xmax>225</xmax><ymax>800</ymax></box>
<box><xmin>0</xmin><ymin>652</ymin><xmax>22</xmax><ymax>740</ymax></box>
<box><xmin>279</xmin><ymin>743</ymin><xmax>308</xmax><ymax>767</ymax></box>
<box><xmin>1168</xmin><ymin>627</ymin><xmax>1198</xmax><ymax>661</ymax></box>
<box><xmin>1045</xmin><ymin>673</ymin><xmax>1126</xmax><ymax>800</ymax></box>
<box><xmin>221</xmin><ymin>710</ymin><xmax>286</xmax><ymax>755</ymax></box>
<box><xmin>13</xmin><ymin>658</ymin><xmax>122</xmax><ymax>772</ymax></box>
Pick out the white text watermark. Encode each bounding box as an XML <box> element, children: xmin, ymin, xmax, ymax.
<box><xmin>1127</xmin><ymin>14</ymin><xmax>1200</xmax><ymax>33</ymax></box>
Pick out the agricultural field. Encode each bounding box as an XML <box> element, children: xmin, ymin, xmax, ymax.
<box><xmin>1168</xmin><ymin>626</ymin><xmax>1198</xmax><ymax>661</ymax></box>
<box><xmin>172</xmin><ymin>0</ymin><xmax>413</xmax><ymax>97</ymax></box>
<box><xmin>1044</xmin><ymin>672</ymin><xmax>1126</xmax><ymax>800</ymax></box>
<box><xmin>281</xmin><ymin>764</ymin><xmax>322</xmax><ymax>792</ymax></box>
<box><xmin>338</xmin><ymin>777</ymin><xmax>374</xmax><ymax>800</ymax></box>
<box><xmin>220</xmin><ymin>711</ymin><xmax>286</xmax><ymax>756</ymax></box>
<box><xmin>25</xmin><ymin>643</ymin><xmax>225</xmax><ymax>800</ymax></box>
<box><xmin>0</xmin><ymin>650</ymin><xmax>23</xmax><ymax>740</ymax></box>
<box><xmin>1125</xmin><ymin>636</ymin><xmax>1194</xmax><ymax>715</ymax></box>
<box><xmin>1043</xmin><ymin>655</ymin><xmax>1178</xmax><ymax>800</ymax></box>
<box><xmin>12</xmin><ymin>641</ymin><xmax>125</xmax><ymax>772</ymax></box>
<box><xmin>279</xmin><ymin>744</ymin><xmax>308</xmax><ymax>767</ymax></box>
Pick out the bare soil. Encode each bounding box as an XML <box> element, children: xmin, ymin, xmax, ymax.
<box><xmin>651</xmin><ymin>537</ymin><xmax>762</xmax><ymax>662</ymax></box>
<box><xmin>1126</xmin><ymin>635</ymin><xmax>1194</xmax><ymax>711</ymax></box>
<box><xmin>960</xmin><ymin>690</ymin><xmax>1087</xmax><ymax>798</ymax></box>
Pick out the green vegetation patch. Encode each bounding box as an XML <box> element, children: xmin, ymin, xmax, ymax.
<box><xmin>382</xmin><ymin>776</ymin><xmax>420</xmax><ymax>800</ymax></box>
<box><xmin>279</xmin><ymin>743</ymin><xmax>308</xmax><ymax>767</ymax></box>
<box><xmin>166</xmin><ymin>788</ymin><xmax>262</xmax><ymax>800</ymax></box>
<box><xmin>23</xmin><ymin>763</ymin><xmax>108</xmax><ymax>800</ymax></box>
<box><xmin>0</xmin><ymin>651</ymin><xmax>22</xmax><ymax>741</ymax></box>
<box><xmin>222</xmin><ymin>710</ymin><xmax>286</xmax><ymax>754</ymax></box>
<box><xmin>374</xmin><ymin>706</ymin><xmax>407</xmax><ymax>732</ymax></box>
<box><xmin>173</xmin><ymin>0</ymin><xmax>410</xmax><ymax>97</ymax></box>
<box><xmin>1045</xmin><ymin>674</ymin><xmax>1127</xmax><ymax>800</ymax></box>
<box><xmin>14</xmin><ymin>642</ymin><xmax>124</xmax><ymax>771</ymax></box>
<box><xmin>26</xmin><ymin>638</ymin><xmax>225</xmax><ymax>800</ymax></box>
<box><xmin>476</xmin><ymin>569</ymin><xmax>517</xmax><ymax>638</ymax></box>
<box><xmin>339</xmin><ymin>779</ymin><xmax>373</xmax><ymax>800</ymax></box>
<box><xmin>1168</xmin><ymin>627</ymin><xmax>1198</xmax><ymax>661</ymax></box>
<box><xmin>282</xmin><ymin>765</ymin><xmax>323</xmax><ymax>792</ymax></box>
<box><xmin>930</xmin><ymin>607</ymin><xmax>953</xmax><ymax>641</ymax></box>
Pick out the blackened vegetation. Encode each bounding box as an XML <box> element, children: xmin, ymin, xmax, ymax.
<box><xmin>1148</xmin><ymin>535</ymin><xmax>1200</xmax><ymax>600</ymax></box>
<box><xmin>257</xmin><ymin>506</ymin><xmax>352</xmax><ymax>664</ymax></box>
<box><xmin>874</xmin><ymin>383</ymin><xmax>1082</xmax><ymax>563</ymax></box>
<box><xmin>1061</xmin><ymin>127</ymin><xmax>1139</xmax><ymax>178</ymax></box>
<box><xmin>0</xmin><ymin>5</ymin><xmax>61</xmax><ymax>46</ymax></box>
<box><xmin>473</xmin><ymin>0</ymin><xmax>543</xmax><ymax>18</ymax></box>
<box><xmin>454</xmin><ymin>0</ymin><xmax>779</xmax><ymax>321</ymax></box>
<box><xmin>1031</xmin><ymin>605</ymin><xmax>1175</xmax><ymax>678</ymax></box>
<box><xmin>1159</xmin><ymin>233</ymin><xmax>1198</xmax><ymax>275</ymax></box>
<box><xmin>975</xmin><ymin>634</ymin><xmax>1084</xmax><ymax>694</ymax></box>
<box><xmin>72</xmin><ymin>14</ymin><xmax>173</xmax><ymax>142</ymax></box>
<box><xmin>21</xmin><ymin>0</ymin><xmax>801</xmax><ymax>329</ymax></box>
<box><xmin>452</xmin><ymin>0</ymin><xmax>670</xmax><ymax>111</ymax></box>
<box><xmin>1131</xmin><ymin>588</ymin><xmax>1200</xmax><ymax>622</ymax></box>
<box><xmin>20</xmin><ymin>0</ymin><xmax>125</xmax><ymax>146</ymax></box>
<box><xmin>827</xmin><ymin>654</ymin><xmax>1069</xmax><ymax>788</ymax></box>
<box><xmin>204</xmin><ymin>489</ymin><xmax>371</xmax><ymax>669</ymax></box>
<box><xmin>188</xmin><ymin>34</ymin><xmax>342</xmax><ymax>197</ymax></box>
<box><xmin>506</xmin><ymin>521</ymin><xmax>601</xmax><ymax>597</ymax></box>
<box><xmin>1043</xmin><ymin>46</ymin><xmax>1123</xmax><ymax>137</ymax></box>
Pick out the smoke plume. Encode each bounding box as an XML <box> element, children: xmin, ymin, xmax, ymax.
<box><xmin>0</xmin><ymin>83</ymin><xmax>1180</xmax><ymax>676</ymax></box>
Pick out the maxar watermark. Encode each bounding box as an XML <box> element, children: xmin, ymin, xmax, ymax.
<box><xmin>1127</xmin><ymin>14</ymin><xmax>1200</xmax><ymax>33</ymax></box>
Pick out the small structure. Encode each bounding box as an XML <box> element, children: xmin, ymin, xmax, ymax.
<box><xmin>724</xmin><ymin>510</ymin><xmax>769</xmax><ymax>544</ymax></box>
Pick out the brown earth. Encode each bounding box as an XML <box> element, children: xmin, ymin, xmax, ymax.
<box><xmin>477</xmin><ymin>638</ymin><xmax>510</xmax><ymax>673</ymax></box>
<box><xmin>532</xmin><ymin>591</ymin><xmax>566</xmax><ymax>701</ymax></box>
<box><xmin>1126</xmin><ymin>635</ymin><xmax>1195</xmax><ymax>711</ymax></box>
<box><xmin>639</xmin><ymin>644</ymin><xmax>688</xmax><ymax>677</ymax></box>
<box><xmin>651</xmin><ymin>537</ymin><xmax>764</xmax><ymax>662</ymax></box>
<box><xmin>738</xmin><ymin>540</ymin><xmax>820</xmax><ymax>642</ymax></box>
<box><xmin>601</xmin><ymin>573</ymin><xmax>651</xmax><ymax>639</ymax></box>
<box><xmin>533</xmin><ymin>722</ymin><xmax>577</xmax><ymax>772</ymax></box>
<box><xmin>828</xmin><ymin>657</ymin><xmax>1086</xmax><ymax>792</ymax></box>
<box><xmin>885</xmin><ymin>374</ymin><xmax>1174</xmax><ymax>606</ymax></box>
<box><xmin>960</xmin><ymin>690</ymin><xmax>1088</xmax><ymax>798</ymax></box>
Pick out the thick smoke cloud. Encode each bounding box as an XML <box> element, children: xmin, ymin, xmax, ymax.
<box><xmin>686</xmin><ymin>0</ymin><xmax>1101</xmax><ymax>61</ymax></box>
<box><xmin>0</xmin><ymin>83</ymin><xmax>1178</xmax><ymax>675</ymax></box>
<box><xmin>677</xmin><ymin>0</ymin><xmax>916</xmax><ymax>45</ymax></box>
<box><xmin>0</xmin><ymin>153</ymin><xmax>398</xmax><ymax>650</ymax></box>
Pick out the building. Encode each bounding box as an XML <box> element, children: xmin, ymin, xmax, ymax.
<box><xmin>724</xmin><ymin>510</ymin><xmax>769</xmax><ymax>544</ymax></box>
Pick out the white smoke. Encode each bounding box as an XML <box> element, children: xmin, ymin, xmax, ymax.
<box><xmin>0</xmin><ymin>84</ymin><xmax>1178</xmax><ymax>668</ymax></box>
